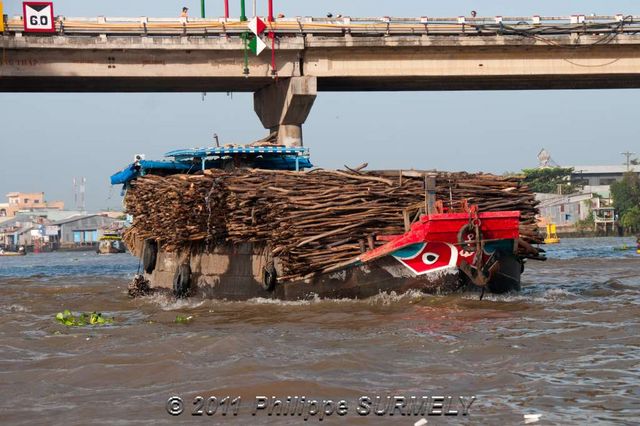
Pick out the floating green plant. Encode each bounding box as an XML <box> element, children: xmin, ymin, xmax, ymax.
<box><xmin>55</xmin><ymin>309</ymin><xmax>114</xmax><ymax>327</ymax></box>
<box><xmin>174</xmin><ymin>315</ymin><xmax>193</xmax><ymax>324</ymax></box>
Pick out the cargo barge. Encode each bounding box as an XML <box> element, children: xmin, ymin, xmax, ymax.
<box><xmin>111</xmin><ymin>145</ymin><xmax>544</xmax><ymax>300</ymax></box>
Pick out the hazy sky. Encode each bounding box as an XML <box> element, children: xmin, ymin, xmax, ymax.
<box><xmin>1</xmin><ymin>0</ymin><xmax>639</xmax><ymax>210</ymax></box>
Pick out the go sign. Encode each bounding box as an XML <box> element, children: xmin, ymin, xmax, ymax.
<box><xmin>23</xmin><ymin>2</ymin><xmax>56</xmax><ymax>33</ymax></box>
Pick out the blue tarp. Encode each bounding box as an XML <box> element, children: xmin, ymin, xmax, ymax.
<box><xmin>110</xmin><ymin>146</ymin><xmax>313</xmax><ymax>186</ymax></box>
<box><xmin>110</xmin><ymin>160</ymin><xmax>193</xmax><ymax>185</ymax></box>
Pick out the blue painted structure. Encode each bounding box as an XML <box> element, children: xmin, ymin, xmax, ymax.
<box><xmin>110</xmin><ymin>146</ymin><xmax>312</xmax><ymax>186</ymax></box>
<box><xmin>110</xmin><ymin>160</ymin><xmax>194</xmax><ymax>185</ymax></box>
<box><xmin>165</xmin><ymin>146</ymin><xmax>311</xmax><ymax>172</ymax></box>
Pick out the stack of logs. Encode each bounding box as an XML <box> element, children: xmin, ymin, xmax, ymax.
<box><xmin>123</xmin><ymin>169</ymin><xmax>542</xmax><ymax>280</ymax></box>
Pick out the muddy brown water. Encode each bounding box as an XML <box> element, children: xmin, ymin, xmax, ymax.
<box><xmin>0</xmin><ymin>237</ymin><xmax>638</xmax><ymax>425</ymax></box>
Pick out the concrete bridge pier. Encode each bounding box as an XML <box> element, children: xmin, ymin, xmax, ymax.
<box><xmin>254</xmin><ymin>76</ymin><xmax>317</xmax><ymax>147</ymax></box>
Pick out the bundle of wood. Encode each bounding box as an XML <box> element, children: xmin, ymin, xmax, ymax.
<box><xmin>123</xmin><ymin>169</ymin><xmax>541</xmax><ymax>280</ymax></box>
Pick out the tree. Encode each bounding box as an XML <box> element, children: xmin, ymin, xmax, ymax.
<box><xmin>522</xmin><ymin>167</ymin><xmax>574</xmax><ymax>194</ymax></box>
<box><xmin>575</xmin><ymin>211</ymin><xmax>595</xmax><ymax>234</ymax></box>
<box><xmin>610</xmin><ymin>172</ymin><xmax>640</xmax><ymax>218</ymax></box>
<box><xmin>621</xmin><ymin>206</ymin><xmax>640</xmax><ymax>233</ymax></box>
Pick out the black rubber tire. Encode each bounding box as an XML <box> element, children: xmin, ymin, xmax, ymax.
<box><xmin>142</xmin><ymin>239</ymin><xmax>158</xmax><ymax>274</ymax></box>
<box><xmin>173</xmin><ymin>263</ymin><xmax>191</xmax><ymax>298</ymax></box>
<box><xmin>262</xmin><ymin>264</ymin><xmax>277</xmax><ymax>292</ymax></box>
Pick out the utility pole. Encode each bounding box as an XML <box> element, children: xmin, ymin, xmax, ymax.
<box><xmin>621</xmin><ymin>151</ymin><xmax>635</xmax><ymax>171</ymax></box>
<box><xmin>201</xmin><ymin>0</ymin><xmax>205</xmax><ymax>18</ymax></box>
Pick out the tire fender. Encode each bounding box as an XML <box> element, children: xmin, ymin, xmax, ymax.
<box><xmin>173</xmin><ymin>263</ymin><xmax>191</xmax><ymax>298</ymax></box>
<box><xmin>142</xmin><ymin>239</ymin><xmax>158</xmax><ymax>274</ymax></box>
<box><xmin>262</xmin><ymin>263</ymin><xmax>277</xmax><ymax>292</ymax></box>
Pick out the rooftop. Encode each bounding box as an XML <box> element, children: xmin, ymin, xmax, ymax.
<box><xmin>569</xmin><ymin>165</ymin><xmax>640</xmax><ymax>174</ymax></box>
<box><xmin>50</xmin><ymin>214</ymin><xmax>101</xmax><ymax>226</ymax></box>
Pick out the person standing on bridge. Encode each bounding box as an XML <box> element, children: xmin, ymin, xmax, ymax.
<box><xmin>180</xmin><ymin>7</ymin><xmax>189</xmax><ymax>18</ymax></box>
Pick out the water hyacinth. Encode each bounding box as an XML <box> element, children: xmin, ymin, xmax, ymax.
<box><xmin>174</xmin><ymin>315</ymin><xmax>193</xmax><ymax>324</ymax></box>
<box><xmin>55</xmin><ymin>310</ymin><xmax>114</xmax><ymax>327</ymax></box>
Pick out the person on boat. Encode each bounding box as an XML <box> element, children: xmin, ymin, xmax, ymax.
<box><xmin>180</xmin><ymin>7</ymin><xmax>189</xmax><ymax>18</ymax></box>
<box><xmin>18</xmin><ymin>246</ymin><xmax>25</xmax><ymax>254</ymax></box>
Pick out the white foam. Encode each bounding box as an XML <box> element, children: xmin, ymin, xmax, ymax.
<box><xmin>0</xmin><ymin>304</ymin><xmax>29</xmax><ymax>314</ymax></box>
<box><xmin>366</xmin><ymin>289</ymin><xmax>427</xmax><ymax>305</ymax></box>
<box><xmin>244</xmin><ymin>289</ymin><xmax>429</xmax><ymax>307</ymax></box>
<box><xmin>142</xmin><ymin>293</ymin><xmax>205</xmax><ymax>311</ymax></box>
<box><xmin>463</xmin><ymin>287</ymin><xmax>574</xmax><ymax>303</ymax></box>
<box><xmin>245</xmin><ymin>296</ymin><xmax>317</xmax><ymax>306</ymax></box>
<box><xmin>530</xmin><ymin>288</ymin><xmax>572</xmax><ymax>303</ymax></box>
<box><xmin>524</xmin><ymin>413</ymin><xmax>542</xmax><ymax>424</ymax></box>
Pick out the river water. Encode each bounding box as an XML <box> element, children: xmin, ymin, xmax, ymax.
<box><xmin>0</xmin><ymin>237</ymin><xmax>638</xmax><ymax>425</ymax></box>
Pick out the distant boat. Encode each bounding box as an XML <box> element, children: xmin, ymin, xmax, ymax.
<box><xmin>613</xmin><ymin>244</ymin><xmax>631</xmax><ymax>251</ymax></box>
<box><xmin>97</xmin><ymin>233</ymin><xmax>126</xmax><ymax>254</ymax></box>
<box><xmin>544</xmin><ymin>223</ymin><xmax>560</xmax><ymax>244</ymax></box>
<box><xmin>0</xmin><ymin>248</ymin><xmax>26</xmax><ymax>256</ymax></box>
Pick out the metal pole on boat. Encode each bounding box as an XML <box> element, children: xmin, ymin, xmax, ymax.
<box><xmin>240</xmin><ymin>0</ymin><xmax>247</xmax><ymax>21</ymax></box>
<box><xmin>240</xmin><ymin>0</ymin><xmax>248</xmax><ymax>74</ymax></box>
<box><xmin>267</xmin><ymin>0</ymin><xmax>274</xmax><ymax>22</ymax></box>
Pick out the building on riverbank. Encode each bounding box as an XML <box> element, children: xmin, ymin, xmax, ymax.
<box><xmin>49</xmin><ymin>214</ymin><xmax>121</xmax><ymax>249</ymax></box>
<box><xmin>569</xmin><ymin>165</ymin><xmax>640</xmax><ymax>198</ymax></box>
<box><xmin>536</xmin><ymin>192</ymin><xmax>616</xmax><ymax>235</ymax></box>
<box><xmin>0</xmin><ymin>192</ymin><xmax>65</xmax><ymax>218</ymax></box>
<box><xmin>0</xmin><ymin>215</ymin><xmax>46</xmax><ymax>249</ymax></box>
<box><xmin>537</xmin><ymin>193</ymin><xmax>597</xmax><ymax>226</ymax></box>
<box><xmin>0</xmin><ymin>213</ymin><xmax>123</xmax><ymax>251</ymax></box>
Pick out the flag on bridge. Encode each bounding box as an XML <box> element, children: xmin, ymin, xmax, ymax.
<box><xmin>249</xmin><ymin>36</ymin><xmax>267</xmax><ymax>56</ymax></box>
<box><xmin>248</xmin><ymin>16</ymin><xmax>267</xmax><ymax>56</ymax></box>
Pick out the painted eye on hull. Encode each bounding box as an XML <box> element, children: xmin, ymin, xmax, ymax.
<box><xmin>421</xmin><ymin>252</ymin><xmax>439</xmax><ymax>265</ymax></box>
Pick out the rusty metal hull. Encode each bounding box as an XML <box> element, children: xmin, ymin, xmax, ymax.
<box><xmin>143</xmin><ymin>243</ymin><xmax>521</xmax><ymax>300</ymax></box>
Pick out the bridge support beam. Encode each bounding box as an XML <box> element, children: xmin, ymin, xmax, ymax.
<box><xmin>254</xmin><ymin>76</ymin><xmax>317</xmax><ymax>147</ymax></box>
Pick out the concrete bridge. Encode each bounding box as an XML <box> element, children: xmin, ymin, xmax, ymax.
<box><xmin>3</xmin><ymin>14</ymin><xmax>640</xmax><ymax>145</ymax></box>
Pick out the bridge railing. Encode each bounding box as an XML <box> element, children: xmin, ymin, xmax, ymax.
<box><xmin>4</xmin><ymin>15</ymin><xmax>640</xmax><ymax>37</ymax></box>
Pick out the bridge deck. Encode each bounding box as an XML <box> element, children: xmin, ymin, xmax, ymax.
<box><xmin>3</xmin><ymin>16</ymin><xmax>640</xmax><ymax>92</ymax></box>
<box><xmin>4</xmin><ymin>15</ymin><xmax>640</xmax><ymax>36</ymax></box>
